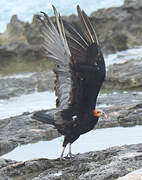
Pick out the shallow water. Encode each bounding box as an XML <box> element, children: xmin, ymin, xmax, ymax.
<box><xmin>2</xmin><ymin>126</ymin><xmax>142</xmax><ymax>161</ymax></box>
<box><xmin>0</xmin><ymin>91</ymin><xmax>56</xmax><ymax>119</ymax></box>
<box><xmin>0</xmin><ymin>89</ymin><xmax>141</xmax><ymax>120</ymax></box>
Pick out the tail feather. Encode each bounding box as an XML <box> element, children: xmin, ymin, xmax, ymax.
<box><xmin>32</xmin><ymin>111</ymin><xmax>55</xmax><ymax>125</ymax></box>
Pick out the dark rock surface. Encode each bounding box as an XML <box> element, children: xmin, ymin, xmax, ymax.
<box><xmin>0</xmin><ymin>144</ymin><xmax>142</xmax><ymax>180</ymax></box>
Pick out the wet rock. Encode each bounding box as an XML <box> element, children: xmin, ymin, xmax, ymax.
<box><xmin>104</xmin><ymin>58</ymin><xmax>142</xmax><ymax>90</ymax></box>
<box><xmin>0</xmin><ymin>144</ymin><xmax>142</xmax><ymax>180</ymax></box>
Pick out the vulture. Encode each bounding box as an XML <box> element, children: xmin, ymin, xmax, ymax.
<box><xmin>32</xmin><ymin>5</ymin><xmax>106</xmax><ymax>159</ymax></box>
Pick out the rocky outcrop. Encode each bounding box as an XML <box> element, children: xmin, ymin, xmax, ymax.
<box><xmin>104</xmin><ymin>58</ymin><xmax>142</xmax><ymax>90</ymax></box>
<box><xmin>90</xmin><ymin>0</ymin><xmax>142</xmax><ymax>53</ymax></box>
<box><xmin>0</xmin><ymin>0</ymin><xmax>142</xmax><ymax>69</ymax></box>
<box><xmin>0</xmin><ymin>144</ymin><xmax>142</xmax><ymax>180</ymax></box>
<box><xmin>0</xmin><ymin>15</ymin><xmax>43</xmax><ymax>67</ymax></box>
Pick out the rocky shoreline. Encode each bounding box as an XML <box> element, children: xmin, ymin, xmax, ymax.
<box><xmin>0</xmin><ymin>0</ymin><xmax>142</xmax><ymax>69</ymax></box>
<box><xmin>0</xmin><ymin>91</ymin><xmax>142</xmax><ymax>157</ymax></box>
<box><xmin>0</xmin><ymin>144</ymin><xmax>142</xmax><ymax>180</ymax></box>
<box><xmin>0</xmin><ymin>55</ymin><xmax>142</xmax><ymax>99</ymax></box>
<box><xmin>0</xmin><ymin>0</ymin><xmax>142</xmax><ymax>179</ymax></box>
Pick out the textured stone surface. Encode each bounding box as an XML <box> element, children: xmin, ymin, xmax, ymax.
<box><xmin>104</xmin><ymin>58</ymin><xmax>142</xmax><ymax>90</ymax></box>
<box><xmin>0</xmin><ymin>144</ymin><xmax>142</xmax><ymax>180</ymax></box>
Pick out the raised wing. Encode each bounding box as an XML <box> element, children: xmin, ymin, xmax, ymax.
<box><xmin>39</xmin><ymin>5</ymin><xmax>106</xmax><ymax>123</ymax></box>
<box><xmin>38</xmin><ymin>6</ymin><xmax>72</xmax><ymax>110</ymax></box>
<box><xmin>63</xmin><ymin>5</ymin><xmax>106</xmax><ymax>112</ymax></box>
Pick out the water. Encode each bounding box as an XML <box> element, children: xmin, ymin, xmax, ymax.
<box><xmin>1</xmin><ymin>87</ymin><xmax>142</xmax><ymax>120</ymax></box>
<box><xmin>0</xmin><ymin>91</ymin><xmax>56</xmax><ymax>119</ymax></box>
<box><xmin>2</xmin><ymin>126</ymin><xmax>142</xmax><ymax>161</ymax></box>
<box><xmin>0</xmin><ymin>0</ymin><xmax>123</xmax><ymax>33</ymax></box>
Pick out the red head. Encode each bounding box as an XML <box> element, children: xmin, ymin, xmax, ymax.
<box><xmin>93</xmin><ymin>109</ymin><xmax>107</xmax><ymax>118</ymax></box>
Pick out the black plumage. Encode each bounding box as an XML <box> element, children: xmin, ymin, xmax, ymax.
<box><xmin>32</xmin><ymin>5</ymin><xmax>106</xmax><ymax>159</ymax></box>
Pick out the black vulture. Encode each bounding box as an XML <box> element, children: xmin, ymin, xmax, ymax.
<box><xmin>32</xmin><ymin>5</ymin><xmax>107</xmax><ymax>159</ymax></box>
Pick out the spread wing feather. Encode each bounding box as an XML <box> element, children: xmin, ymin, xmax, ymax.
<box><xmin>39</xmin><ymin>7</ymin><xmax>72</xmax><ymax>109</ymax></box>
<box><xmin>39</xmin><ymin>5</ymin><xmax>106</xmax><ymax>123</ymax></box>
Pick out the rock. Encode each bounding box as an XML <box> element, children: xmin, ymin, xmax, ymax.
<box><xmin>0</xmin><ymin>71</ymin><xmax>55</xmax><ymax>99</ymax></box>
<box><xmin>97</xmin><ymin>91</ymin><xmax>142</xmax><ymax>128</ymax></box>
<box><xmin>0</xmin><ymin>0</ymin><xmax>142</xmax><ymax>70</ymax></box>
<box><xmin>0</xmin><ymin>144</ymin><xmax>142</xmax><ymax>179</ymax></box>
<box><xmin>90</xmin><ymin>0</ymin><xmax>142</xmax><ymax>53</ymax></box>
<box><xmin>0</xmin><ymin>56</ymin><xmax>141</xmax><ymax>99</ymax></box>
<box><xmin>0</xmin><ymin>109</ymin><xmax>59</xmax><ymax>156</ymax></box>
<box><xmin>117</xmin><ymin>168</ymin><xmax>142</xmax><ymax>180</ymax></box>
<box><xmin>104</xmin><ymin>58</ymin><xmax>142</xmax><ymax>90</ymax></box>
<box><xmin>0</xmin><ymin>15</ymin><xmax>43</xmax><ymax>69</ymax></box>
<box><xmin>124</xmin><ymin>0</ymin><xmax>142</xmax><ymax>9</ymax></box>
<box><xmin>1</xmin><ymin>91</ymin><xmax>141</xmax><ymax>157</ymax></box>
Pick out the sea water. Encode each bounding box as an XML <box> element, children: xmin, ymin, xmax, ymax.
<box><xmin>0</xmin><ymin>0</ymin><xmax>123</xmax><ymax>33</ymax></box>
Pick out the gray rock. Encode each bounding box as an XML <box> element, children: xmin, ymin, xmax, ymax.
<box><xmin>0</xmin><ymin>71</ymin><xmax>54</xmax><ymax>99</ymax></box>
<box><xmin>0</xmin><ymin>144</ymin><xmax>142</xmax><ymax>180</ymax></box>
<box><xmin>97</xmin><ymin>91</ymin><xmax>142</xmax><ymax>128</ymax></box>
<box><xmin>124</xmin><ymin>0</ymin><xmax>142</xmax><ymax>9</ymax></box>
<box><xmin>0</xmin><ymin>0</ymin><xmax>142</xmax><ymax>69</ymax></box>
<box><xmin>90</xmin><ymin>0</ymin><xmax>142</xmax><ymax>53</ymax></box>
<box><xmin>104</xmin><ymin>58</ymin><xmax>142</xmax><ymax>90</ymax></box>
<box><xmin>0</xmin><ymin>109</ymin><xmax>59</xmax><ymax>156</ymax></box>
